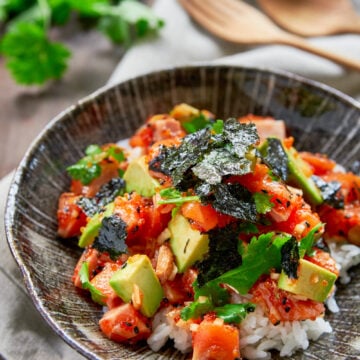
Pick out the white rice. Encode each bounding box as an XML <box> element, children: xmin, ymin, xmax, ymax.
<box><xmin>147</xmin><ymin>307</ymin><xmax>192</xmax><ymax>353</ymax></box>
<box><xmin>327</xmin><ymin>239</ymin><xmax>360</xmax><ymax>284</ymax></box>
<box><xmin>239</xmin><ymin>305</ymin><xmax>332</xmax><ymax>359</ymax></box>
<box><xmin>147</xmin><ymin>240</ymin><xmax>360</xmax><ymax>359</ymax></box>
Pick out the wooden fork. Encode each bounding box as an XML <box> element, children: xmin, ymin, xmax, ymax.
<box><xmin>179</xmin><ymin>0</ymin><xmax>360</xmax><ymax>71</ymax></box>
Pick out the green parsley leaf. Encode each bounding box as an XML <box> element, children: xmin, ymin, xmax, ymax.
<box><xmin>214</xmin><ymin>303</ymin><xmax>255</xmax><ymax>324</ymax></box>
<box><xmin>205</xmin><ymin>232</ymin><xmax>292</xmax><ymax>295</ymax></box>
<box><xmin>67</xmin><ymin>161</ymin><xmax>101</xmax><ymax>185</ymax></box>
<box><xmin>98</xmin><ymin>14</ymin><xmax>130</xmax><ymax>44</ymax></box>
<box><xmin>253</xmin><ymin>191</ymin><xmax>274</xmax><ymax>214</ymax></box>
<box><xmin>0</xmin><ymin>22</ymin><xmax>70</xmax><ymax>85</ymax></box>
<box><xmin>299</xmin><ymin>223</ymin><xmax>323</xmax><ymax>258</ymax></box>
<box><xmin>79</xmin><ymin>261</ymin><xmax>105</xmax><ymax>304</ymax></box>
<box><xmin>85</xmin><ymin>144</ymin><xmax>102</xmax><ymax>156</ymax></box>
<box><xmin>158</xmin><ymin>188</ymin><xmax>199</xmax><ymax>205</ymax></box>
<box><xmin>106</xmin><ymin>145</ymin><xmax>126</xmax><ymax>163</ymax></box>
<box><xmin>182</xmin><ymin>113</ymin><xmax>210</xmax><ymax>134</ymax></box>
<box><xmin>211</xmin><ymin>119</ymin><xmax>224</xmax><ymax>134</ymax></box>
<box><xmin>67</xmin><ymin>144</ymin><xmax>126</xmax><ymax>185</ymax></box>
<box><xmin>180</xmin><ymin>296</ymin><xmax>213</xmax><ymax>321</ymax></box>
<box><xmin>95</xmin><ymin>0</ymin><xmax>164</xmax><ymax>45</ymax></box>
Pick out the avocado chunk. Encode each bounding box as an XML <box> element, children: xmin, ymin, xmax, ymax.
<box><xmin>109</xmin><ymin>254</ymin><xmax>163</xmax><ymax>317</ymax></box>
<box><xmin>78</xmin><ymin>202</ymin><xmax>115</xmax><ymax>248</ymax></box>
<box><xmin>286</xmin><ymin>147</ymin><xmax>323</xmax><ymax>206</ymax></box>
<box><xmin>123</xmin><ymin>156</ymin><xmax>159</xmax><ymax>197</ymax></box>
<box><xmin>278</xmin><ymin>258</ymin><xmax>337</xmax><ymax>302</ymax></box>
<box><xmin>259</xmin><ymin>139</ymin><xmax>323</xmax><ymax>206</ymax></box>
<box><xmin>169</xmin><ymin>213</ymin><xmax>209</xmax><ymax>273</ymax></box>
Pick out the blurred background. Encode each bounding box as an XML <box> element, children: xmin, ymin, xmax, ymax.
<box><xmin>1</xmin><ymin>0</ymin><xmax>360</xmax><ymax>178</ymax></box>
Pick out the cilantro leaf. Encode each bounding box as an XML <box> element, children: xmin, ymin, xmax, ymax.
<box><xmin>211</xmin><ymin>119</ymin><xmax>224</xmax><ymax>134</ymax></box>
<box><xmin>259</xmin><ymin>137</ymin><xmax>289</xmax><ymax>182</ymax></box>
<box><xmin>79</xmin><ymin>261</ymin><xmax>105</xmax><ymax>304</ymax></box>
<box><xmin>299</xmin><ymin>223</ymin><xmax>323</xmax><ymax>258</ymax></box>
<box><xmin>0</xmin><ymin>22</ymin><xmax>70</xmax><ymax>85</ymax></box>
<box><xmin>180</xmin><ymin>296</ymin><xmax>213</xmax><ymax>321</ymax></box>
<box><xmin>214</xmin><ymin>303</ymin><xmax>255</xmax><ymax>324</ymax></box>
<box><xmin>95</xmin><ymin>0</ymin><xmax>164</xmax><ymax>45</ymax></box>
<box><xmin>67</xmin><ymin>162</ymin><xmax>101</xmax><ymax>185</ymax></box>
<box><xmin>158</xmin><ymin>187</ymin><xmax>199</xmax><ymax>205</ymax></box>
<box><xmin>253</xmin><ymin>191</ymin><xmax>274</xmax><ymax>214</ymax></box>
<box><xmin>182</xmin><ymin>113</ymin><xmax>211</xmax><ymax>134</ymax></box>
<box><xmin>67</xmin><ymin>144</ymin><xmax>125</xmax><ymax>185</ymax></box>
<box><xmin>1</xmin><ymin>0</ymin><xmax>164</xmax><ymax>85</ymax></box>
<box><xmin>92</xmin><ymin>215</ymin><xmax>128</xmax><ymax>259</ymax></box>
<box><xmin>85</xmin><ymin>144</ymin><xmax>102</xmax><ymax>156</ymax></box>
<box><xmin>205</xmin><ymin>232</ymin><xmax>292</xmax><ymax>295</ymax></box>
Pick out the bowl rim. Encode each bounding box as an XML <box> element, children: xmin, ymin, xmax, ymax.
<box><xmin>4</xmin><ymin>64</ymin><xmax>360</xmax><ymax>359</ymax></box>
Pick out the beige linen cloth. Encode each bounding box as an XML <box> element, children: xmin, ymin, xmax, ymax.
<box><xmin>1</xmin><ymin>0</ymin><xmax>360</xmax><ymax>359</ymax></box>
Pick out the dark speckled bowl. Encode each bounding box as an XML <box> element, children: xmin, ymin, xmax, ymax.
<box><xmin>5</xmin><ymin>66</ymin><xmax>360</xmax><ymax>360</ymax></box>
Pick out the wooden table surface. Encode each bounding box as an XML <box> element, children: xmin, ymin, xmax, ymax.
<box><xmin>0</xmin><ymin>27</ymin><xmax>123</xmax><ymax>179</ymax></box>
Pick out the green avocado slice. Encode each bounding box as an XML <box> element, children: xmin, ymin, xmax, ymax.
<box><xmin>278</xmin><ymin>258</ymin><xmax>337</xmax><ymax>302</ymax></box>
<box><xmin>78</xmin><ymin>202</ymin><xmax>115</xmax><ymax>248</ymax></box>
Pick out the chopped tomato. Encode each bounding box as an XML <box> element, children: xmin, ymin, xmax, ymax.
<box><xmin>318</xmin><ymin>204</ymin><xmax>360</xmax><ymax>245</ymax></box>
<box><xmin>250</xmin><ymin>276</ymin><xmax>325</xmax><ymax>325</ymax></box>
<box><xmin>192</xmin><ymin>317</ymin><xmax>241</xmax><ymax>360</ymax></box>
<box><xmin>99</xmin><ymin>303</ymin><xmax>151</xmax><ymax>343</ymax></box>
<box><xmin>72</xmin><ymin>247</ymin><xmax>113</xmax><ymax>288</ymax></box>
<box><xmin>113</xmin><ymin>193</ymin><xmax>171</xmax><ymax>255</ymax></box>
<box><xmin>305</xmin><ymin>249</ymin><xmax>339</xmax><ymax>276</ymax></box>
<box><xmin>57</xmin><ymin>192</ymin><xmax>87</xmax><ymax>238</ymax></box>
<box><xmin>231</xmin><ymin>164</ymin><xmax>322</xmax><ymax>239</ymax></box>
<box><xmin>161</xmin><ymin>269</ymin><xmax>197</xmax><ymax>305</ymax></box>
<box><xmin>274</xmin><ymin>201</ymin><xmax>322</xmax><ymax>239</ymax></box>
<box><xmin>70</xmin><ymin>161</ymin><xmax>120</xmax><ymax>197</ymax></box>
<box><xmin>300</xmin><ymin>152</ymin><xmax>336</xmax><ymax>175</ymax></box>
<box><xmin>233</xmin><ymin>164</ymin><xmax>302</xmax><ymax>222</ymax></box>
<box><xmin>317</xmin><ymin>171</ymin><xmax>360</xmax><ymax>245</ymax></box>
<box><xmin>90</xmin><ymin>263</ymin><xmax>123</xmax><ymax>309</ymax></box>
<box><xmin>181</xmin><ymin>202</ymin><xmax>219</xmax><ymax>232</ymax></box>
<box><xmin>282</xmin><ymin>136</ymin><xmax>294</xmax><ymax>149</ymax></box>
<box><xmin>129</xmin><ymin>114</ymin><xmax>185</xmax><ymax>150</ymax></box>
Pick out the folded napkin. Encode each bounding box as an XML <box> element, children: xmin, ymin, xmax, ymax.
<box><xmin>1</xmin><ymin>0</ymin><xmax>360</xmax><ymax>359</ymax></box>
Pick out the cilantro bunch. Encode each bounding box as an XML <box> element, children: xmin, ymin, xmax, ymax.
<box><xmin>0</xmin><ymin>0</ymin><xmax>164</xmax><ymax>85</ymax></box>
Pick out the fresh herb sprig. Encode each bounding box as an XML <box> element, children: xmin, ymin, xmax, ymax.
<box><xmin>0</xmin><ymin>0</ymin><xmax>164</xmax><ymax>85</ymax></box>
<box><xmin>67</xmin><ymin>144</ymin><xmax>125</xmax><ymax>185</ymax></box>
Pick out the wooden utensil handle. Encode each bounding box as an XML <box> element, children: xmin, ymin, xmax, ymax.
<box><xmin>280</xmin><ymin>34</ymin><xmax>360</xmax><ymax>72</ymax></box>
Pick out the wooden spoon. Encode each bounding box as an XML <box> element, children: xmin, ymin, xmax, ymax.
<box><xmin>179</xmin><ymin>0</ymin><xmax>360</xmax><ymax>71</ymax></box>
<box><xmin>257</xmin><ymin>0</ymin><xmax>360</xmax><ymax>37</ymax></box>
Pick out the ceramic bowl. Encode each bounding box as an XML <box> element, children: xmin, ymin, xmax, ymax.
<box><xmin>5</xmin><ymin>65</ymin><xmax>360</xmax><ymax>359</ymax></box>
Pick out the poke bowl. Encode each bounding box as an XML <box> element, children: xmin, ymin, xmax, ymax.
<box><xmin>5</xmin><ymin>65</ymin><xmax>360</xmax><ymax>360</ymax></box>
